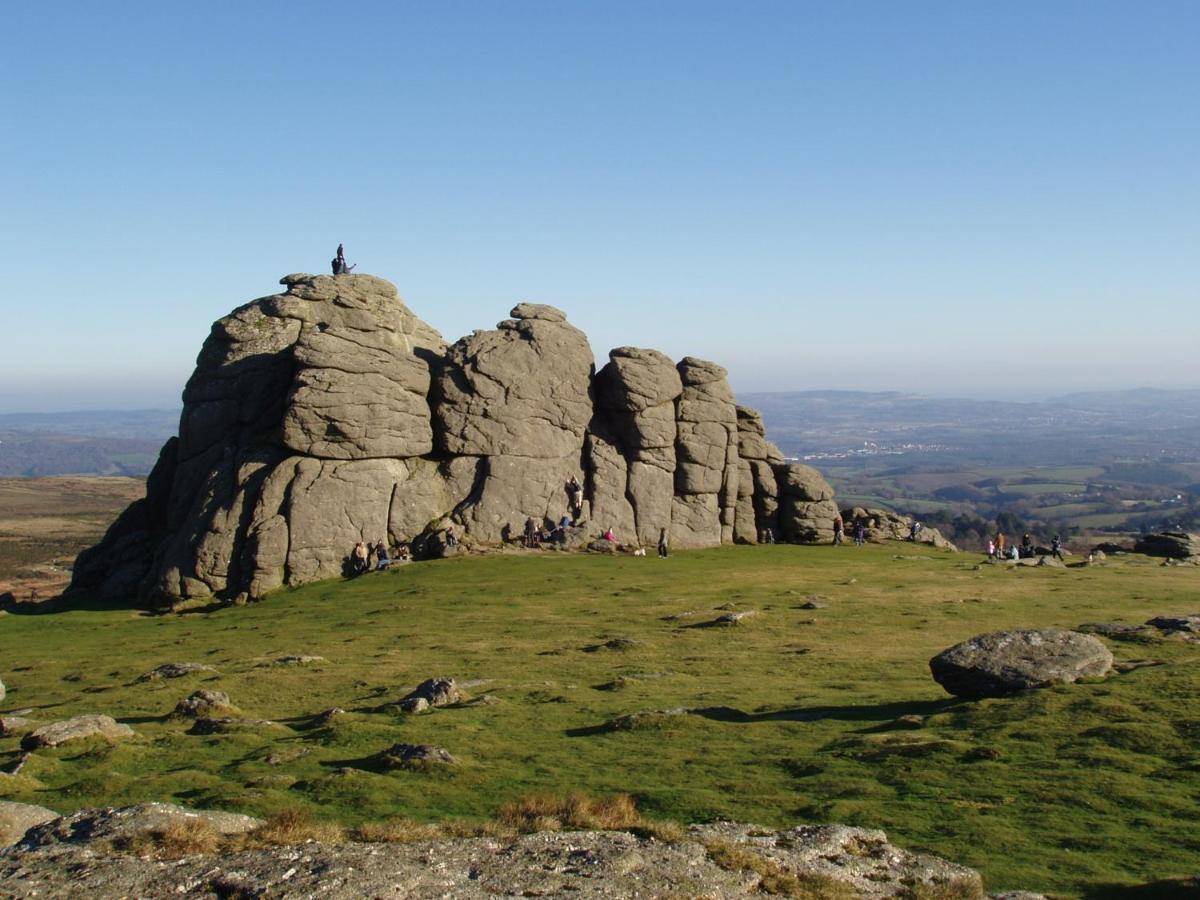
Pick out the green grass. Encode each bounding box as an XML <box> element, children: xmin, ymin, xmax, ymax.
<box><xmin>1071</xmin><ymin>513</ymin><xmax>1137</xmax><ymax>528</ymax></box>
<box><xmin>1</xmin><ymin>544</ymin><xmax>1198</xmax><ymax>897</ymax></box>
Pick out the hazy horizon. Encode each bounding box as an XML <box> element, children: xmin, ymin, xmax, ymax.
<box><xmin>4</xmin><ymin>384</ymin><xmax>1200</xmax><ymax>418</ymax></box>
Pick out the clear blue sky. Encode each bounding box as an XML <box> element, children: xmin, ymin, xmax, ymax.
<box><xmin>3</xmin><ymin>1</ymin><xmax>1197</xmax><ymax>412</ymax></box>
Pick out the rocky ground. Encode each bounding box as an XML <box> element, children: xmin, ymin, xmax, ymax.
<box><xmin>0</xmin><ymin>802</ymin><xmax>1005</xmax><ymax>898</ymax></box>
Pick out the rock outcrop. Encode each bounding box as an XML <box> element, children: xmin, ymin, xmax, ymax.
<box><xmin>930</xmin><ymin>629</ymin><xmax>1113</xmax><ymax>698</ymax></box>
<box><xmin>69</xmin><ymin>273</ymin><xmax>841</xmax><ymax>607</ymax></box>
<box><xmin>0</xmin><ymin>805</ymin><xmax>991</xmax><ymax>898</ymax></box>
<box><xmin>1134</xmin><ymin>532</ymin><xmax>1200</xmax><ymax>561</ymax></box>
<box><xmin>842</xmin><ymin>506</ymin><xmax>958</xmax><ymax>550</ymax></box>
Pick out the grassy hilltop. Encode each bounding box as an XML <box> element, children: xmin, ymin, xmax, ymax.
<box><xmin>1</xmin><ymin>544</ymin><xmax>1198</xmax><ymax>896</ymax></box>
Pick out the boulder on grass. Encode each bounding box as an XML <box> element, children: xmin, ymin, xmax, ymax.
<box><xmin>930</xmin><ymin>629</ymin><xmax>1113</xmax><ymax>699</ymax></box>
<box><xmin>21</xmin><ymin>715</ymin><xmax>135</xmax><ymax>750</ymax></box>
<box><xmin>172</xmin><ymin>690</ymin><xmax>238</xmax><ymax>719</ymax></box>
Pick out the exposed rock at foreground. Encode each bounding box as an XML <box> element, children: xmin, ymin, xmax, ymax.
<box><xmin>0</xmin><ymin>807</ymin><xmax>989</xmax><ymax>899</ymax></box>
<box><xmin>930</xmin><ymin>629</ymin><xmax>1113</xmax><ymax>699</ymax></box>
<box><xmin>68</xmin><ymin>273</ymin><xmax>842</xmax><ymax>608</ymax></box>
<box><xmin>0</xmin><ymin>802</ymin><xmax>57</xmax><ymax>849</ymax></box>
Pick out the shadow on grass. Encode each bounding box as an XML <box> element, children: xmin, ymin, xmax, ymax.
<box><xmin>566</xmin><ymin>699</ymin><xmax>962</xmax><ymax>737</ymax></box>
<box><xmin>1082</xmin><ymin>877</ymin><xmax>1200</xmax><ymax>899</ymax></box>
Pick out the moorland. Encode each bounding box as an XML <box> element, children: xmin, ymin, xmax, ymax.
<box><xmin>2</xmin><ymin>543</ymin><xmax>1198</xmax><ymax>897</ymax></box>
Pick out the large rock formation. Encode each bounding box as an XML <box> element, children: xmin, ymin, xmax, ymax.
<box><xmin>69</xmin><ymin>273</ymin><xmax>842</xmax><ymax>607</ymax></box>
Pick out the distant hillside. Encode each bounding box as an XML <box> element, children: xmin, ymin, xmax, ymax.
<box><xmin>738</xmin><ymin>388</ymin><xmax>1200</xmax><ymax>541</ymax></box>
<box><xmin>0</xmin><ymin>409</ymin><xmax>178</xmax><ymax>476</ymax></box>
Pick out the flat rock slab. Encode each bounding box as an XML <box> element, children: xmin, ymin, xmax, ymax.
<box><xmin>20</xmin><ymin>715</ymin><xmax>135</xmax><ymax>750</ymax></box>
<box><xmin>138</xmin><ymin>663</ymin><xmax>217</xmax><ymax>681</ymax></box>
<box><xmin>0</xmin><ymin>802</ymin><xmax>58</xmax><ymax>848</ymax></box>
<box><xmin>0</xmin><ymin>815</ymin><xmax>986</xmax><ymax>898</ymax></box>
<box><xmin>930</xmin><ymin>629</ymin><xmax>1113</xmax><ymax>699</ymax></box>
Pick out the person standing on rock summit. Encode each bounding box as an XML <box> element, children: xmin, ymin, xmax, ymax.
<box><xmin>331</xmin><ymin>243</ymin><xmax>356</xmax><ymax>275</ymax></box>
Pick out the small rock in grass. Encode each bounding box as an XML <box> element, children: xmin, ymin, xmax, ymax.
<box><xmin>317</xmin><ymin>707</ymin><xmax>346</xmax><ymax>724</ymax></box>
<box><xmin>800</xmin><ymin>600</ymin><xmax>826</xmax><ymax>610</ymax></box>
<box><xmin>21</xmin><ymin>715</ymin><xmax>135</xmax><ymax>750</ymax></box>
<box><xmin>172</xmin><ymin>690</ymin><xmax>238</xmax><ymax>719</ymax></box>
<box><xmin>138</xmin><ymin>662</ymin><xmax>217</xmax><ymax>682</ymax></box>
<box><xmin>893</xmin><ymin>715</ymin><xmax>925</xmax><ymax>729</ymax></box>
<box><xmin>375</xmin><ymin>742</ymin><xmax>457</xmax><ymax>769</ymax></box>
<box><xmin>399</xmin><ymin>677</ymin><xmax>462</xmax><ymax>709</ymax></box>
<box><xmin>399</xmin><ymin>697</ymin><xmax>430</xmax><ymax>713</ymax></box>
<box><xmin>712</xmin><ymin>610</ymin><xmax>757</xmax><ymax>626</ymax></box>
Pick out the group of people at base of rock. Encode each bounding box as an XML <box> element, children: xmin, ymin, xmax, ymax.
<box><xmin>516</xmin><ymin>475</ymin><xmax>670</xmax><ymax>559</ymax></box>
<box><xmin>350</xmin><ymin>539</ymin><xmax>412</xmax><ymax>575</ymax></box>
<box><xmin>830</xmin><ymin>515</ymin><xmax>871</xmax><ymax>547</ymax></box>
<box><xmin>988</xmin><ymin>531</ymin><xmax>1066</xmax><ymax>561</ymax></box>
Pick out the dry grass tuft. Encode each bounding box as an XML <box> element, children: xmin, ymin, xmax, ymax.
<box><xmin>630</xmin><ymin>820</ymin><xmax>689</xmax><ymax>843</ymax></box>
<box><xmin>903</xmin><ymin>877</ymin><xmax>985</xmax><ymax>900</ymax></box>
<box><xmin>112</xmin><ymin>817</ymin><xmax>222</xmax><ymax>858</ymax></box>
<box><xmin>352</xmin><ymin>818</ymin><xmax>443</xmax><ymax>844</ymax></box>
<box><xmin>498</xmin><ymin>792</ymin><xmax>642</xmax><ymax>832</ymax></box>
<box><xmin>241</xmin><ymin>807</ymin><xmax>345</xmax><ymax>848</ymax></box>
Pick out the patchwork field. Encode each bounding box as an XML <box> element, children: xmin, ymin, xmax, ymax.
<box><xmin>0</xmin><ymin>477</ymin><xmax>145</xmax><ymax>600</ymax></box>
<box><xmin>2</xmin><ymin>544</ymin><xmax>1198</xmax><ymax>896</ymax></box>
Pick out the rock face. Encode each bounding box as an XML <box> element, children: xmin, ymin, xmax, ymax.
<box><xmin>930</xmin><ymin>629</ymin><xmax>1113</xmax><ymax>698</ymax></box>
<box><xmin>69</xmin><ymin>273</ymin><xmax>840</xmax><ymax>607</ymax></box>
<box><xmin>0</xmin><ymin>807</ymin><xmax>990</xmax><ymax>899</ymax></box>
